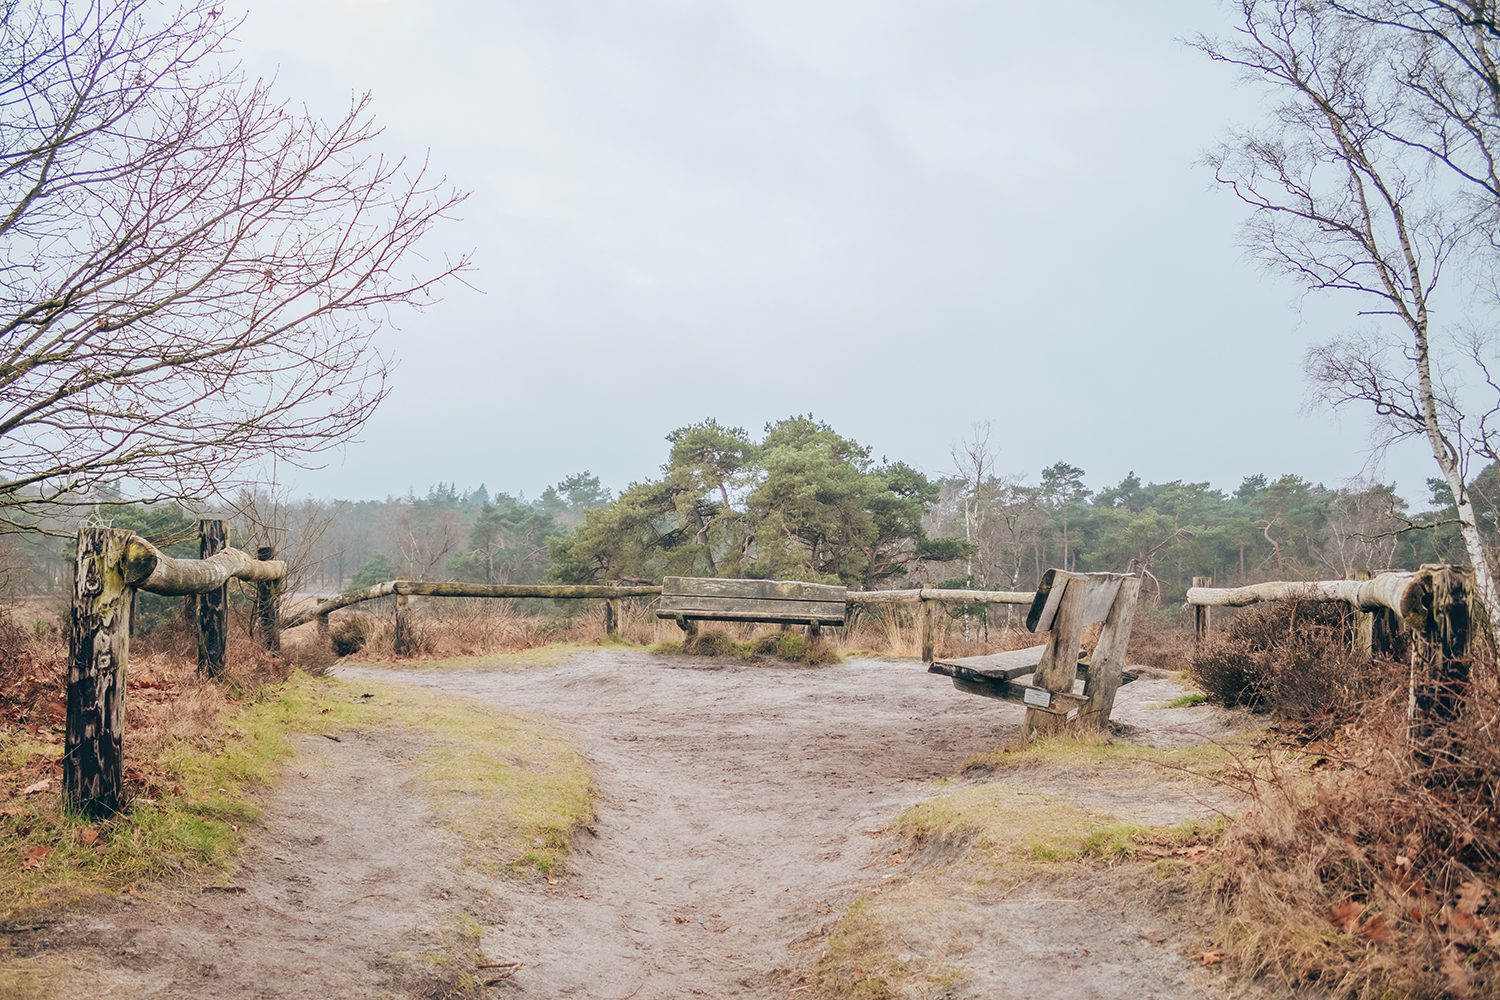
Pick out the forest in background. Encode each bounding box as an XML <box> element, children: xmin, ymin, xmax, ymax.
<box><xmin>3</xmin><ymin>415</ymin><xmax>1490</xmax><ymax>605</ymax></box>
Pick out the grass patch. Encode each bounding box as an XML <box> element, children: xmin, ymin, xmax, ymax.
<box><xmin>654</xmin><ymin>628</ymin><xmax>841</xmax><ymax>665</ymax></box>
<box><xmin>354</xmin><ymin>640</ymin><xmax>633</xmax><ymax>672</ymax></box>
<box><xmin>961</xmin><ymin>730</ymin><xmax>1245</xmax><ymax>777</ymax></box>
<box><xmin>804</xmin><ymin>885</ymin><xmax>976</xmax><ymax>999</ymax></box>
<box><xmin>0</xmin><ymin>672</ymin><xmax>592</xmax><ymax>923</ymax></box>
<box><xmin>897</xmin><ymin>780</ymin><xmax>1116</xmax><ymax>873</ymax></box>
<box><xmin>1153</xmin><ymin>692</ymin><xmax>1208</xmax><ymax>709</ymax></box>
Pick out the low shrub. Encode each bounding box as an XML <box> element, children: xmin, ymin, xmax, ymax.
<box><xmin>1203</xmin><ymin>669</ymin><xmax>1500</xmax><ymax>999</ymax></box>
<box><xmin>1190</xmin><ymin>599</ymin><xmax>1385</xmax><ymax>719</ymax></box>
<box><xmin>331</xmin><ymin>615</ymin><xmax>371</xmax><ymax>657</ymax></box>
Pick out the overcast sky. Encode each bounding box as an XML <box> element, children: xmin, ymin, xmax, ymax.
<box><xmin>231</xmin><ymin>0</ymin><xmax>1433</xmax><ymax>504</ymax></box>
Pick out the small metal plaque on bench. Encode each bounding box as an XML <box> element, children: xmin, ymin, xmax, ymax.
<box><xmin>1022</xmin><ymin>688</ymin><xmax>1052</xmax><ymax>709</ymax></box>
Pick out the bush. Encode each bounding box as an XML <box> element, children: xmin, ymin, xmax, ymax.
<box><xmin>1189</xmin><ymin>599</ymin><xmax>1387</xmax><ymax>720</ymax></box>
<box><xmin>1203</xmin><ymin>665</ymin><xmax>1500</xmax><ymax>998</ymax></box>
<box><xmin>331</xmin><ymin>616</ymin><xmax>370</xmax><ymax>657</ymax></box>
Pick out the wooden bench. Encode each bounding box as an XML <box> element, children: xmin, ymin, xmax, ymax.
<box><xmin>928</xmin><ymin>569</ymin><xmax>1141</xmax><ymax>735</ymax></box>
<box><xmin>656</xmin><ymin>576</ymin><xmax>847</xmax><ymax>636</ymax></box>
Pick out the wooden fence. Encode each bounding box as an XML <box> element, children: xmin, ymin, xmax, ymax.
<box><xmin>67</xmin><ymin>522</ymin><xmax>285</xmax><ymax>817</ymax></box>
<box><xmin>847</xmin><ymin>587</ymin><xmax>1034</xmax><ymax>661</ymax></box>
<box><xmin>1186</xmin><ymin>565</ymin><xmax>1477</xmax><ymax>740</ymax></box>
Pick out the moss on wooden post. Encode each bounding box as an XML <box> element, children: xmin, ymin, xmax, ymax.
<box><xmin>196</xmin><ymin>519</ymin><xmax>228</xmax><ymax>678</ymax></box>
<box><xmin>253</xmin><ymin>545</ymin><xmax>281</xmax><ymax>653</ymax></box>
<box><xmin>66</xmin><ymin>526</ymin><xmax>153</xmax><ymax>818</ymax></box>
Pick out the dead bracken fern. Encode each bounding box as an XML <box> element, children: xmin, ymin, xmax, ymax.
<box><xmin>1200</xmin><ymin>646</ymin><xmax>1500</xmax><ymax>998</ymax></box>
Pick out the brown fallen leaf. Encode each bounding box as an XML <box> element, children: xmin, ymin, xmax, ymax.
<box><xmin>1329</xmin><ymin>899</ymin><xmax>1363</xmax><ymax>934</ymax></box>
<box><xmin>1194</xmin><ymin>949</ymin><xmax>1223</xmax><ymax>966</ymax></box>
<box><xmin>1457</xmin><ymin>880</ymin><xmax>1490</xmax><ymax>917</ymax></box>
<box><xmin>79</xmin><ymin>827</ymin><xmax>99</xmax><ymax>847</ymax></box>
<box><xmin>20</xmin><ymin>779</ymin><xmax>51</xmax><ymax>795</ymax></box>
<box><xmin>1358</xmin><ymin>912</ymin><xmax>1392</xmax><ymax>943</ymax></box>
<box><xmin>673</xmin><ymin>915</ymin><xmax>688</xmax><ymax>924</ymax></box>
<box><xmin>19</xmin><ymin>846</ymin><xmax>52</xmax><ymax>870</ymax></box>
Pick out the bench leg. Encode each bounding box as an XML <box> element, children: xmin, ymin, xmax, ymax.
<box><xmin>675</xmin><ymin>615</ymin><xmax>698</xmax><ymax>641</ymax></box>
<box><xmin>806</xmin><ymin>622</ymin><xmax>822</xmax><ymax>641</ymax></box>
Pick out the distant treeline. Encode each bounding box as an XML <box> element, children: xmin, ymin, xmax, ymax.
<box><xmin>4</xmin><ymin>417</ymin><xmax>1488</xmax><ymax>601</ymax></box>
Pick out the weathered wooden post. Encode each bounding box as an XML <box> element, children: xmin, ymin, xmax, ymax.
<box><xmin>604</xmin><ymin>594</ymin><xmax>621</xmax><ymax>638</ymax></box>
<box><xmin>197</xmin><ymin>519</ymin><xmax>228</xmax><ymax>678</ymax></box>
<box><xmin>1080</xmin><ymin>576</ymin><xmax>1142</xmax><ymax>729</ymax></box>
<box><xmin>919</xmin><ymin>593</ymin><xmax>935</xmax><ymax>663</ymax></box>
<box><xmin>393</xmin><ymin>584</ymin><xmax>413</xmax><ymax>657</ymax></box>
<box><xmin>254</xmin><ymin>545</ymin><xmax>281</xmax><ymax>653</ymax></box>
<box><xmin>66</xmin><ymin>527</ymin><xmax>150</xmax><ymax>817</ymax></box>
<box><xmin>1350</xmin><ymin>569</ymin><xmax>1374</xmax><ymax>656</ymax></box>
<box><xmin>1405</xmin><ymin>565</ymin><xmax>1474</xmax><ymax>760</ymax></box>
<box><xmin>316</xmin><ymin>612</ymin><xmax>331</xmax><ymax>646</ymax></box>
<box><xmin>1192</xmin><ymin>576</ymin><xmax>1212</xmax><ymax>650</ymax></box>
<box><xmin>1025</xmin><ymin>582</ymin><xmax>1093</xmax><ymax>740</ymax></box>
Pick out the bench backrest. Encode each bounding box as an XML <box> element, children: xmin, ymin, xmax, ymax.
<box><xmin>1026</xmin><ymin>569</ymin><xmax>1127</xmax><ymax>634</ymax></box>
<box><xmin>659</xmin><ymin>576</ymin><xmax>848</xmax><ymax>625</ymax></box>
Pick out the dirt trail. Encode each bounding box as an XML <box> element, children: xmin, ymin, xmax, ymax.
<box><xmin>8</xmin><ymin>650</ymin><xmax>1248</xmax><ymax>999</ymax></box>
<box><xmin>6</xmin><ymin>729</ymin><xmax>472</xmax><ymax>999</ymax></box>
<box><xmin>339</xmin><ymin>651</ymin><xmax>1243</xmax><ymax>999</ymax></box>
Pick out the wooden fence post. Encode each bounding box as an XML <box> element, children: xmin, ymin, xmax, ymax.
<box><xmin>393</xmin><ymin>588</ymin><xmax>412</xmax><ymax>657</ymax></box>
<box><xmin>1406</xmin><ymin>565</ymin><xmax>1473</xmax><ymax>761</ymax></box>
<box><xmin>66</xmin><ymin>527</ymin><xmax>144</xmax><ymax>817</ymax></box>
<box><xmin>1192</xmin><ymin>576</ymin><xmax>1212</xmax><ymax>650</ymax></box>
<box><xmin>604</xmin><ymin>596</ymin><xmax>621</xmax><ymax>639</ymax></box>
<box><xmin>254</xmin><ymin>545</ymin><xmax>281</xmax><ymax>653</ymax></box>
<box><xmin>1350</xmin><ymin>569</ymin><xmax>1374</xmax><ymax>656</ymax></box>
<box><xmin>197</xmin><ymin>519</ymin><xmax>228</xmax><ymax>678</ymax></box>
<box><xmin>317</xmin><ymin>612</ymin><xmax>331</xmax><ymax>648</ymax></box>
<box><xmin>919</xmin><ymin>593</ymin><xmax>935</xmax><ymax>663</ymax></box>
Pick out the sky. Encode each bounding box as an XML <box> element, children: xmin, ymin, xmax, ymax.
<box><xmin>230</xmin><ymin>0</ymin><xmax>1435</xmax><ymax>504</ymax></box>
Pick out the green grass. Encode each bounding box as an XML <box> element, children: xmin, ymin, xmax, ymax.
<box><xmin>0</xmin><ymin>672</ymin><xmax>592</xmax><ymax>922</ymax></box>
<box><xmin>1153</xmin><ymin>692</ymin><xmax>1209</xmax><ymax>709</ymax></box>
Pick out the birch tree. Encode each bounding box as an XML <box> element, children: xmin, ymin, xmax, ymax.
<box><xmin>1200</xmin><ymin>0</ymin><xmax>1500</xmax><ymax>611</ymax></box>
<box><xmin>0</xmin><ymin>0</ymin><xmax>467</xmax><ymax>529</ymax></box>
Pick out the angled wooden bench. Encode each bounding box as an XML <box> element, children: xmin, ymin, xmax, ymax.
<box><xmin>656</xmin><ymin>576</ymin><xmax>847</xmax><ymax>636</ymax></box>
<box><xmin>928</xmin><ymin>569</ymin><xmax>1142</xmax><ymax>735</ymax></box>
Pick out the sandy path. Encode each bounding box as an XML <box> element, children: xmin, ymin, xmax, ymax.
<box><xmin>338</xmin><ymin>651</ymin><xmax>1227</xmax><ymax>999</ymax></box>
<box><xmin>7</xmin><ymin>729</ymin><xmax>470</xmax><ymax>999</ymax></box>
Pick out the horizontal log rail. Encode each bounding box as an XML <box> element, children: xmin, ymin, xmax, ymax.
<box><xmin>101</xmin><ymin>531</ymin><xmax>288</xmax><ymax>596</ymax></box>
<box><xmin>1185</xmin><ymin>570</ymin><xmax>1428</xmax><ymax>617</ymax></box>
<box><xmin>283</xmin><ymin>580</ymin><xmax>663</xmax><ymax>629</ymax></box>
<box><xmin>848</xmin><ymin>587</ymin><xmax>1035</xmax><ymax>605</ymax></box>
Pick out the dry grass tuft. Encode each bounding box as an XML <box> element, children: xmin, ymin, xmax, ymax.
<box><xmin>1202</xmin><ymin>665</ymin><xmax>1500</xmax><ymax>998</ymax></box>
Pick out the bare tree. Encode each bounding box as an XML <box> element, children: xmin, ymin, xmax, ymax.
<box><xmin>951</xmin><ymin>422</ymin><xmax>995</xmax><ymax>586</ymax></box>
<box><xmin>1199</xmin><ymin>0</ymin><xmax>1500</xmax><ymax>610</ymax></box>
<box><xmin>0</xmin><ymin>1</ymin><xmax>468</xmax><ymax>530</ymax></box>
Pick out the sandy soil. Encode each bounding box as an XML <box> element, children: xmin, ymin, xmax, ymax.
<box><xmin>339</xmin><ymin>651</ymin><xmax>1250</xmax><ymax>999</ymax></box>
<box><xmin>7</xmin><ymin>649</ymin><xmax>1254</xmax><ymax>999</ymax></box>
<box><xmin>4</xmin><ymin>730</ymin><xmax>478</xmax><ymax>999</ymax></box>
